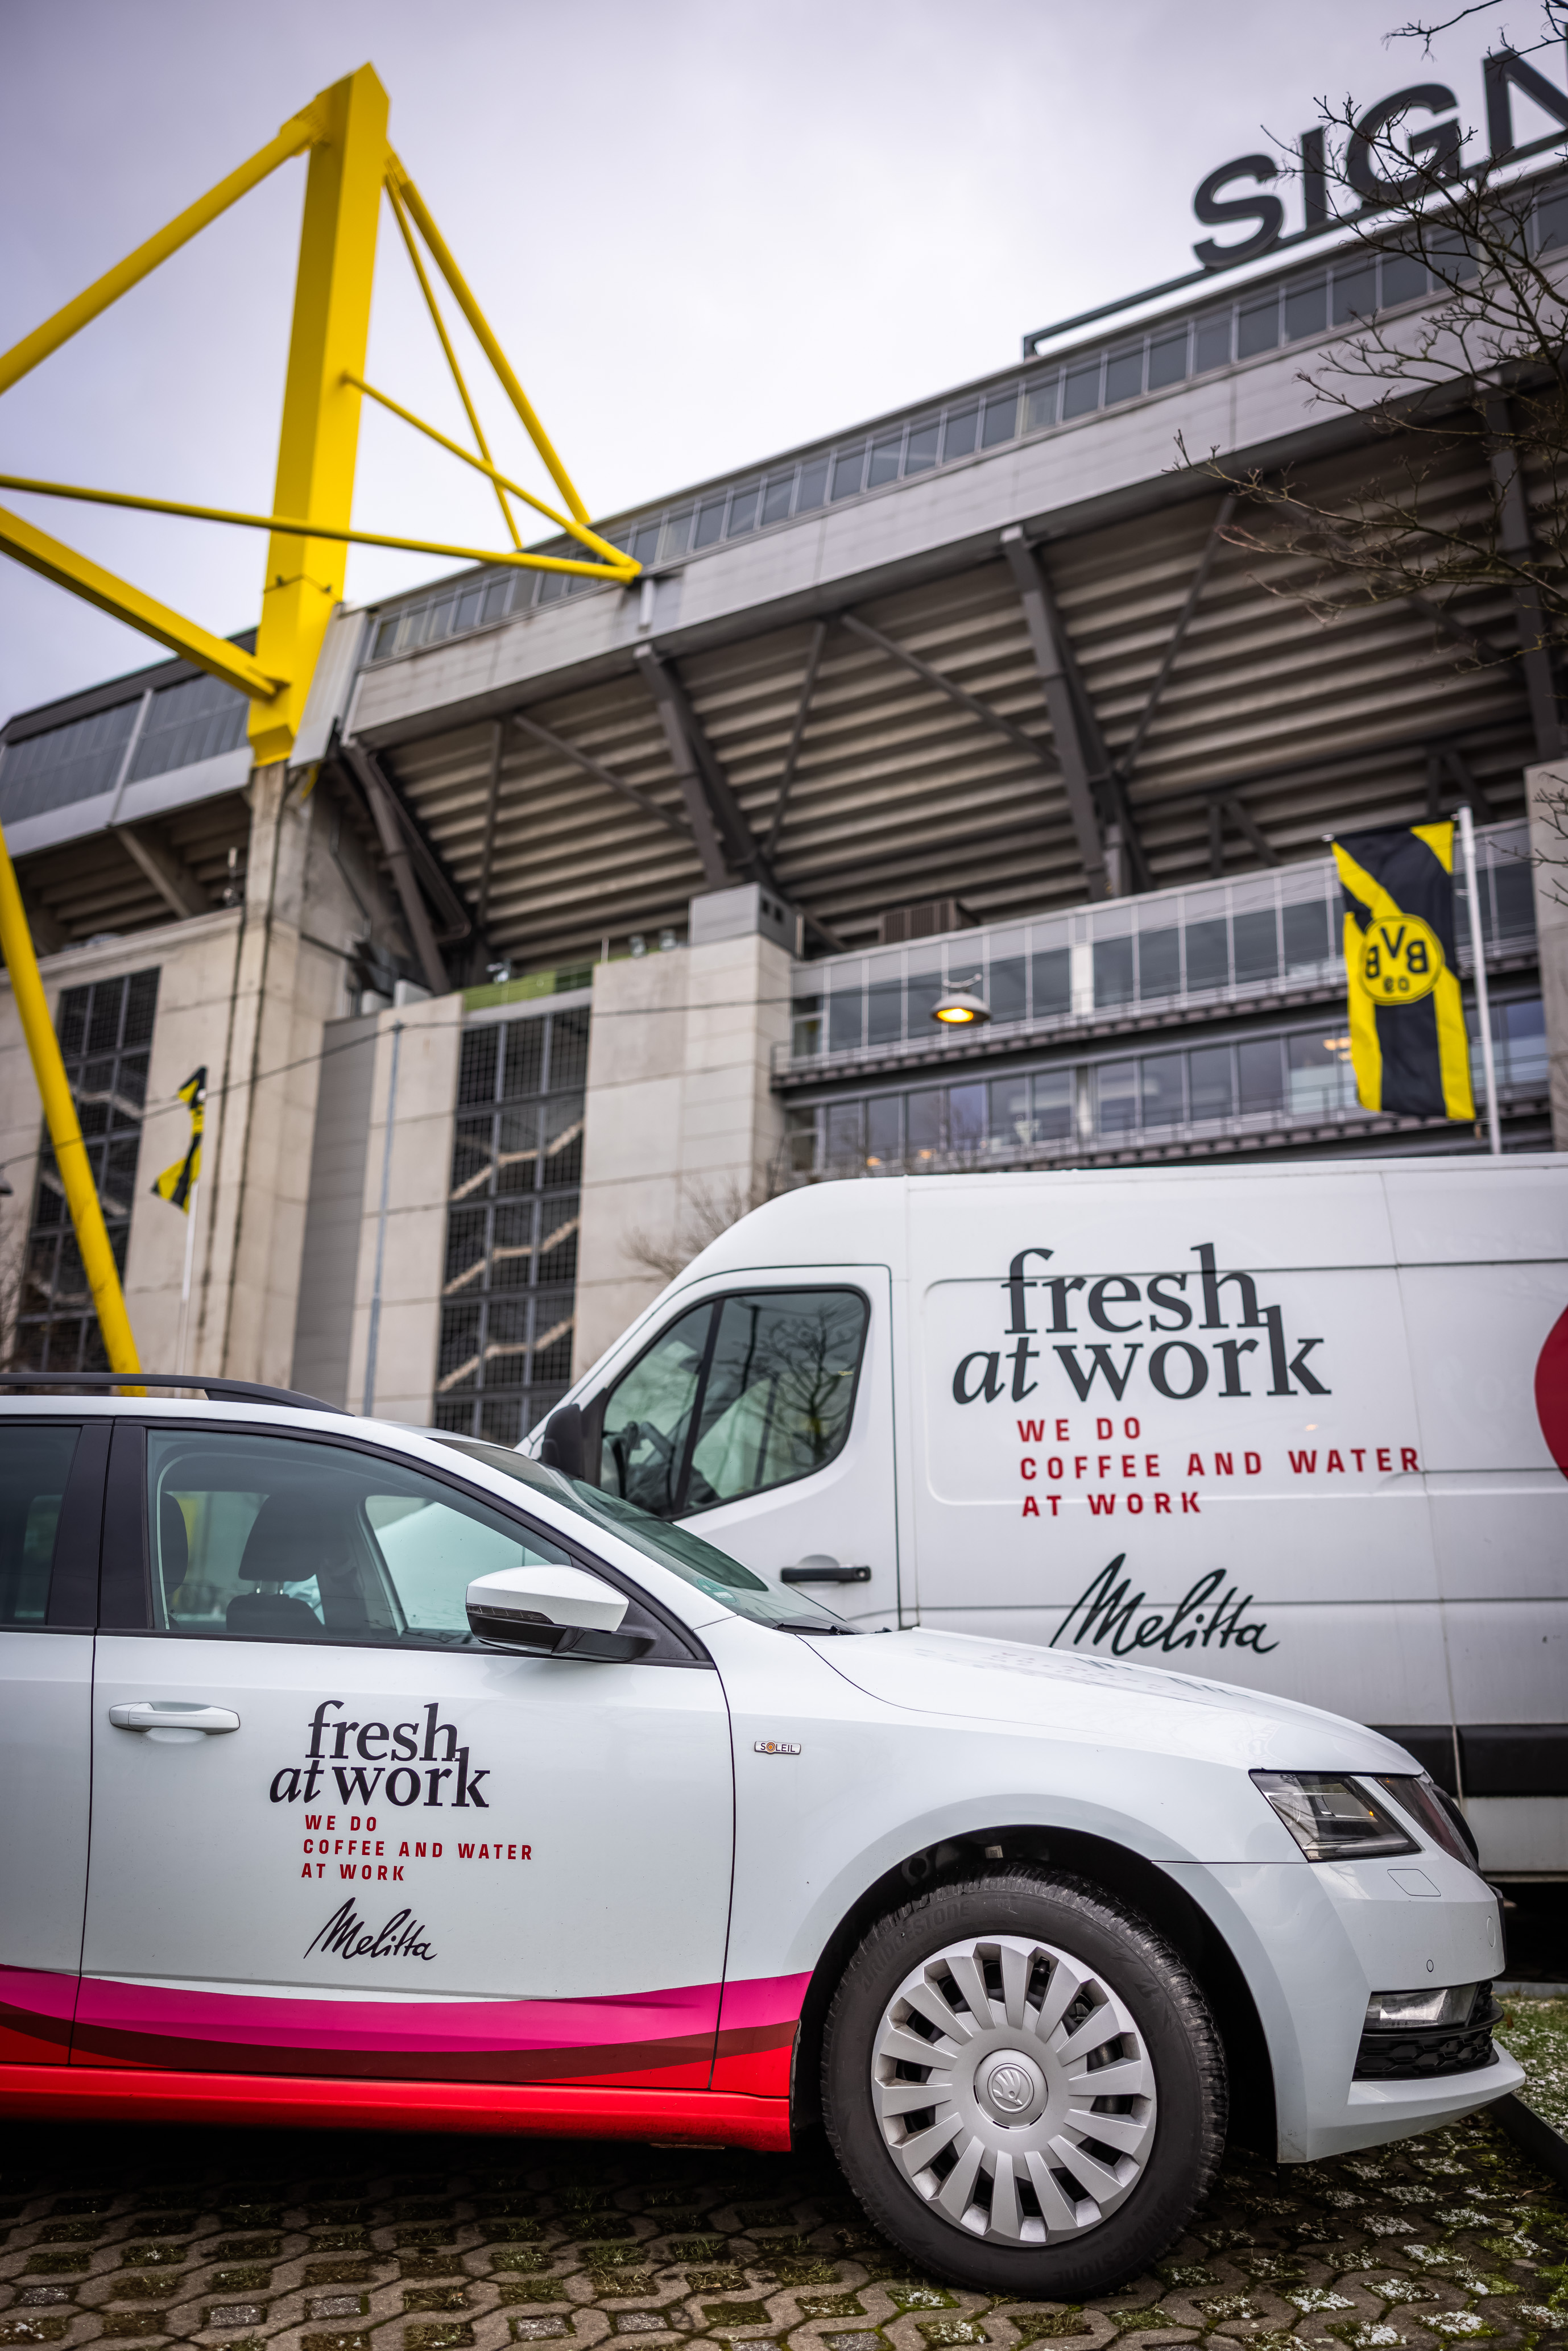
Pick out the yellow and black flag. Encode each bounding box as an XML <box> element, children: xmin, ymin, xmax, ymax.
<box><xmin>151</xmin><ymin>1067</ymin><xmax>206</xmax><ymax>1211</ymax></box>
<box><xmin>1332</xmin><ymin>824</ymin><xmax>1474</xmax><ymax>1122</ymax></box>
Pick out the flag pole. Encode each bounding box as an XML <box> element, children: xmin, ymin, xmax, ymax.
<box><xmin>175</xmin><ymin>1177</ymin><xmax>200</xmax><ymax>1376</ymax></box>
<box><xmin>1457</xmin><ymin>805</ymin><xmax>1502</xmax><ymax>1157</ymax></box>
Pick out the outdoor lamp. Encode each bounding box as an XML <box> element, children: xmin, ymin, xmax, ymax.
<box><xmin>932</xmin><ymin>990</ymin><xmax>990</xmax><ymax>1027</ymax></box>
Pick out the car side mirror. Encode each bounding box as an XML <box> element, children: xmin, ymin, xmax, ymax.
<box><xmin>465</xmin><ymin>1563</ymin><xmax>651</xmax><ymax>1662</ymax></box>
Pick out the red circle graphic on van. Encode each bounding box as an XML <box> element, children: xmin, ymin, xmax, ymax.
<box><xmin>1537</xmin><ymin>1303</ymin><xmax>1568</xmax><ymax>1477</ymax></box>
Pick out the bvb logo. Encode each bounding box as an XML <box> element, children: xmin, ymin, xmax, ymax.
<box><xmin>1360</xmin><ymin>916</ymin><xmax>1444</xmax><ymax>1003</ymax></box>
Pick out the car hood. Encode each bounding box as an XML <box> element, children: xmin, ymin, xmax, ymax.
<box><xmin>806</xmin><ymin>1625</ymin><xmax>1414</xmax><ymax>1775</ymax></box>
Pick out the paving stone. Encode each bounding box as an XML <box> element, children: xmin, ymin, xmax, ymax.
<box><xmin>206</xmin><ymin>2306</ymin><xmax>268</xmax><ymax>2329</ymax></box>
<box><xmin>510</xmin><ymin>2324</ymin><xmax>569</xmax><ymax>2341</ymax></box>
<box><xmin>312</xmin><ymin>2295</ymin><xmax>372</xmax><ymax>2319</ymax></box>
<box><xmin>12</xmin><ymin>2292</ymin><xmax>70</xmax><ymax>2309</ymax></box>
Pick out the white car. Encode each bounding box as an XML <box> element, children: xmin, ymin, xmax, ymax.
<box><xmin>0</xmin><ymin>1379</ymin><xmax>1520</xmax><ymax>2299</ymax></box>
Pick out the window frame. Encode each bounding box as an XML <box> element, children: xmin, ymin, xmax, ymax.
<box><xmin>97</xmin><ymin>1417</ymin><xmax>713</xmax><ymax>1667</ymax></box>
<box><xmin>0</xmin><ymin>1414</ymin><xmax>109</xmax><ymax>1633</ymax></box>
<box><xmin>589</xmin><ymin>1281</ymin><xmax>873</xmax><ymax>1522</ymax></box>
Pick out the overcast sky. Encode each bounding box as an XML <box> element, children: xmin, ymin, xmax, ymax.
<box><xmin>0</xmin><ymin>0</ymin><xmax>1524</xmax><ymax>722</ymax></box>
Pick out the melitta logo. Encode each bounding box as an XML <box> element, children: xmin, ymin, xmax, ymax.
<box><xmin>268</xmin><ymin>1700</ymin><xmax>490</xmax><ymax>1810</ymax></box>
<box><xmin>1053</xmin><ymin>1557</ymin><xmax>1276</xmax><ymax>1657</ymax></box>
<box><xmin>951</xmin><ymin>1243</ymin><xmax>1329</xmax><ymax>1408</ymax></box>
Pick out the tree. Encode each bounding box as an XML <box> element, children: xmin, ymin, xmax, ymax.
<box><xmin>1181</xmin><ymin>2</ymin><xmax>1568</xmax><ymax>883</ymax></box>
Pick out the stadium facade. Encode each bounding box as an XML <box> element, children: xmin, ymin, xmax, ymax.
<box><xmin>2</xmin><ymin>180</ymin><xmax>1565</xmax><ymax>1438</ymax></box>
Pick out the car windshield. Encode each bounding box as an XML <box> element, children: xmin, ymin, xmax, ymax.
<box><xmin>426</xmin><ymin>1436</ymin><xmax>850</xmax><ymax>1633</ymax></box>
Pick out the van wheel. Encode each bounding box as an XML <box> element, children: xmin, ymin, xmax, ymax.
<box><xmin>821</xmin><ymin>1871</ymin><xmax>1226</xmax><ymax>2296</ymax></box>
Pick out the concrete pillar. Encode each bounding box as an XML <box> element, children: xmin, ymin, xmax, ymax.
<box><xmin>1525</xmin><ymin>761</ymin><xmax>1568</xmax><ymax>1149</ymax></box>
<box><xmin>573</xmin><ymin>930</ymin><xmax>790</xmax><ymax>1374</ymax></box>
<box><xmin>344</xmin><ymin>992</ymin><xmax>462</xmax><ymax>1422</ymax></box>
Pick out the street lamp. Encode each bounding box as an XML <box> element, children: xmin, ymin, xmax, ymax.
<box><xmin>932</xmin><ymin>989</ymin><xmax>990</xmax><ymax>1027</ymax></box>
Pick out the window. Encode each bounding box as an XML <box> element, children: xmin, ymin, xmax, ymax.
<box><xmin>1104</xmin><ymin>347</ymin><xmax>1143</xmax><ymax>404</ymax></box>
<box><xmin>1148</xmin><ymin>328</ymin><xmax>1190</xmax><ymax>390</ymax></box>
<box><xmin>693</xmin><ymin>497</ymin><xmax>727</xmax><ymax>549</ymax></box>
<box><xmin>146</xmin><ymin>1429</ymin><xmax>570</xmax><ymax>1647</ymax></box>
<box><xmin>1284</xmin><ymin>277</ymin><xmax>1327</xmax><ymax>340</ymax></box>
<box><xmin>981</xmin><ymin>387</ymin><xmax>1019</xmax><ymax>446</ymax></box>
<box><xmin>989</xmin><ymin>954</ymin><xmax>1026</xmax><ymax>1022</ymax></box>
<box><xmin>1033</xmin><ymin>1069</ymin><xmax>1074</xmax><ymax>1140</ymax></box>
<box><xmin>1500</xmin><ymin>997</ymin><xmax>1547</xmax><ymax>1087</ymax></box>
<box><xmin>761</xmin><ymin>472</ymin><xmax>795</xmax><ymax>525</ymax></box>
<box><xmin>831</xmin><ymin>445</ymin><xmax>866</xmax><ymax>500</ymax></box>
<box><xmin>990</xmin><ymin>1074</ymin><xmax>1031</xmax><ymax>1150</ymax></box>
<box><xmin>866</xmin><ymin>1095</ymin><xmax>902</xmax><ymax>1167</ymax></box>
<box><xmin>1140</xmin><ymin>1054</ymin><xmax>1186</xmax><ymax>1129</ymax></box>
<box><xmin>949</xmin><ymin>1083</ymin><xmax>986</xmax><ymax>1152</ymax></box>
<box><xmin>1022</xmin><ymin>377</ymin><xmax>1058</xmax><ymax>432</ymax></box>
<box><xmin>828</xmin><ymin>975</ymin><xmax>864</xmax><ymax>1053</ymax></box>
<box><xmin>1062</xmin><ymin>360</ymin><xmax>1102</xmax><ymax>420</ymax></box>
<box><xmin>825</xmin><ymin>1101</ymin><xmax>863</xmax><ymax>1165</ymax></box>
<box><xmin>1288</xmin><ymin>1032</ymin><xmax>1351</xmax><ymax>1115</ymax></box>
<box><xmin>867</xmin><ymin>974</ymin><xmax>903</xmax><ymax>1045</ymax></box>
<box><xmin>796</xmin><ymin>457</ymin><xmax>830</xmax><ymax>511</ymax></box>
<box><xmin>1194</xmin><ymin>312</ymin><xmax>1232</xmax><ymax>370</ymax></box>
<box><xmin>1031</xmin><ymin>945</ymin><xmax>1071</xmax><ymax>1017</ymax></box>
<box><xmin>436</xmin><ymin>1007</ymin><xmax>586</xmax><ymax>1444</ymax></box>
<box><xmin>904</xmin><ymin>416</ymin><xmax>941</xmax><ymax>471</ymax></box>
<box><xmin>1093</xmin><ymin>936</ymin><xmax>1134</xmax><ymax>1007</ymax></box>
<box><xmin>867</xmin><ymin>433</ymin><xmax>903</xmax><ymax>487</ymax></box>
<box><xmin>1189</xmin><ymin>1045</ymin><xmax>1234</xmax><ymax>1121</ymax></box>
<box><xmin>907</xmin><ymin>1089</ymin><xmax>943</xmax><ymax>1162</ymax></box>
<box><xmin>1238</xmin><ymin>1037</ymin><xmax>1285</xmax><ymax>1114</ymax></box>
<box><xmin>1332</xmin><ymin>260</ymin><xmax>1377</xmax><ymax>324</ymax></box>
<box><xmin>598</xmin><ymin>1290</ymin><xmax>868</xmax><ymax>1520</ymax></box>
<box><xmin>1185</xmin><ymin>917</ymin><xmax>1229</xmax><ymax>991</ymax></box>
<box><xmin>0</xmin><ymin>1425</ymin><xmax>79</xmax><ymax>1627</ymax></box>
<box><xmin>1232</xmin><ymin>907</ymin><xmax>1280</xmax><ymax>986</ymax></box>
<box><xmin>17</xmin><ymin>968</ymin><xmax>158</xmax><ymax>1376</ymax></box>
<box><xmin>1138</xmin><ymin>926</ymin><xmax>1181</xmax><ymax>1000</ymax></box>
<box><xmin>727</xmin><ymin>482</ymin><xmax>760</xmax><ymax>536</ymax></box>
<box><xmin>1283</xmin><ymin>900</ymin><xmax>1331</xmax><ymax>970</ymax></box>
<box><xmin>942</xmin><ymin>404</ymin><xmax>979</xmax><ymax>460</ymax></box>
<box><xmin>1095</xmin><ymin>1062</ymin><xmax>1139</xmax><ymax>1136</ymax></box>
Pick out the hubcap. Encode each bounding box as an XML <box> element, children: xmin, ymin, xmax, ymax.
<box><xmin>871</xmin><ymin>1932</ymin><xmax>1157</xmax><ymax>2245</ymax></box>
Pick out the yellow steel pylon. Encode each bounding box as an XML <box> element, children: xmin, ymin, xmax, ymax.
<box><xmin>0</xmin><ymin>65</ymin><xmax>632</xmax><ymax>1377</ymax></box>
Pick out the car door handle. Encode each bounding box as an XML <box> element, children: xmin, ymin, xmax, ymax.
<box><xmin>108</xmin><ymin>1702</ymin><xmax>241</xmax><ymax>1735</ymax></box>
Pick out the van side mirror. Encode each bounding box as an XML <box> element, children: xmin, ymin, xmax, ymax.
<box><xmin>539</xmin><ymin>1402</ymin><xmax>585</xmax><ymax>1479</ymax></box>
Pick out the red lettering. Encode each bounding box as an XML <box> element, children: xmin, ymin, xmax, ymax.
<box><xmin>1047</xmin><ymin>1494</ymin><xmax>1061</xmax><ymax>1517</ymax></box>
<box><xmin>1122</xmin><ymin>1454</ymin><xmax>1136</xmax><ymax>1477</ymax></box>
<box><xmin>365</xmin><ymin>1816</ymin><xmax>377</xmax><ymax>1832</ymax></box>
<box><xmin>1377</xmin><ymin>1448</ymin><xmax>1392</xmax><ymax>1473</ymax></box>
<box><xmin>326</xmin><ymin>1815</ymin><xmax>337</xmax><ymax>1830</ymax></box>
<box><xmin>1017</xmin><ymin>1419</ymin><xmax>1046</xmax><ymax>1442</ymax></box>
<box><xmin>1187</xmin><ymin>1453</ymin><xmax>1205</xmax><ymax>1476</ymax></box>
<box><xmin>300</xmin><ymin>1862</ymin><xmax>315</xmax><ymax>1879</ymax></box>
<box><xmin>1401</xmin><ymin>1447</ymin><xmax>1419</xmax><ymax>1473</ymax></box>
<box><xmin>375</xmin><ymin>1840</ymin><xmax>384</xmax><ymax>1856</ymax></box>
<box><xmin>432</xmin><ymin>1843</ymin><xmax>442</xmax><ymax>1858</ymax></box>
<box><xmin>305</xmin><ymin>1815</ymin><xmax>323</xmax><ymax>1831</ymax></box>
<box><xmin>415</xmin><ymin>1842</ymin><xmax>427</xmax><ymax>1857</ymax></box>
<box><xmin>1047</xmin><ymin>1456</ymin><xmax>1064</xmax><ymax>1480</ymax></box>
<box><xmin>479</xmin><ymin>1844</ymin><xmax>491</xmax><ymax>1860</ymax></box>
<box><xmin>1124</xmin><ymin>1417</ymin><xmax>1140</xmax><ymax>1439</ymax></box>
<box><xmin>1326</xmin><ymin>1450</ymin><xmax>1344</xmax><ymax>1472</ymax></box>
<box><xmin>378</xmin><ymin>1865</ymin><xmax>388</xmax><ymax>1880</ymax></box>
<box><xmin>1088</xmin><ymin>1493</ymin><xmax>1116</xmax><ymax>1516</ymax></box>
<box><xmin>1127</xmin><ymin>1492</ymin><xmax>1144</xmax><ymax>1514</ymax></box>
<box><xmin>316</xmin><ymin>1864</ymin><xmax>324</xmax><ymax>1877</ymax></box>
<box><xmin>1155</xmin><ymin>1492</ymin><xmax>1172</xmax><ymax>1514</ymax></box>
<box><xmin>1351</xmin><ymin>1448</ymin><xmax>1367</xmax><ymax>1471</ymax></box>
<box><xmin>399</xmin><ymin>1843</ymin><xmax>409</xmax><ymax>1857</ymax></box>
<box><xmin>394</xmin><ymin>1866</ymin><xmax>404</xmax><ymax>1880</ymax></box>
<box><xmin>1074</xmin><ymin>1455</ymin><xmax>1087</xmax><ymax>1479</ymax></box>
<box><xmin>1056</xmin><ymin>1419</ymin><xmax>1070</xmax><ymax>1442</ymax></box>
<box><xmin>507</xmin><ymin>1845</ymin><xmax>517</xmax><ymax>1861</ymax></box>
<box><xmin>1181</xmin><ymin>1492</ymin><xmax>1201</xmax><ymax>1514</ymax></box>
<box><xmin>1097</xmin><ymin>1454</ymin><xmax>1111</xmax><ymax>1476</ymax></box>
<box><xmin>1096</xmin><ymin>1417</ymin><xmax>1113</xmax><ymax>1441</ymax></box>
<box><xmin>350</xmin><ymin>1815</ymin><xmax>361</xmax><ymax>1831</ymax></box>
<box><xmin>1021</xmin><ymin>1458</ymin><xmax>1037</xmax><ymax>1480</ymax></box>
<box><xmin>1244</xmin><ymin>1451</ymin><xmax>1261</xmax><ymax>1475</ymax></box>
<box><xmin>1214</xmin><ymin>1452</ymin><xmax>1233</xmax><ymax>1476</ymax></box>
<box><xmin>361</xmin><ymin>1865</ymin><xmax>371</xmax><ymax>1879</ymax></box>
<box><xmin>520</xmin><ymin>1845</ymin><xmax>531</xmax><ymax>1860</ymax></box>
<box><xmin>340</xmin><ymin>1864</ymin><xmax>357</xmax><ymax>1879</ymax></box>
<box><xmin>1022</xmin><ymin>1495</ymin><xmax>1040</xmax><ymax>1517</ymax></box>
<box><xmin>1289</xmin><ymin>1450</ymin><xmax>1317</xmax><ymax>1473</ymax></box>
<box><xmin>1145</xmin><ymin>1454</ymin><xmax>1159</xmax><ymax>1477</ymax></box>
<box><xmin>458</xmin><ymin>1843</ymin><xmax>475</xmax><ymax>1859</ymax></box>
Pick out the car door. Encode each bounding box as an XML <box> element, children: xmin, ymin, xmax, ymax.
<box><xmin>0</xmin><ymin>1413</ymin><xmax>106</xmax><ymax>2064</ymax></box>
<box><xmin>590</xmin><ymin>1271</ymin><xmax>901</xmax><ymax>1621</ymax></box>
<box><xmin>79</xmin><ymin>1417</ymin><xmax>733</xmax><ymax>2087</ymax></box>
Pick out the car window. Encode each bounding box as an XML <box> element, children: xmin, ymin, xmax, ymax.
<box><xmin>598</xmin><ymin>1288</ymin><xmax>868</xmax><ymax>1519</ymax></box>
<box><xmin>0</xmin><ymin>1424</ymin><xmax>80</xmax><ymax>1627</ymax></box>
<box><xmin>147</xmin><ymin>1429</ymin><xmax>570</xmax><ymax>1646</ymax></box>
<box><xmin>432</xmin><ymin>1437</ymin><xmax>850</xmax><ymax>1636</ymax></box>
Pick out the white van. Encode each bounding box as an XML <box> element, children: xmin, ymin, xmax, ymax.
<box><xmin>533</xmin><ymin>1157</ymin><xmax>1568</xmax><ymax>1878</ymax></box>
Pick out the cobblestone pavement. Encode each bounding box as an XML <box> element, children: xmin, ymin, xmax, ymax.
<box><xmin>2</xmin><ymin>2111</ymin><xmax>1563</xmax><ymax>2351</ymax></box>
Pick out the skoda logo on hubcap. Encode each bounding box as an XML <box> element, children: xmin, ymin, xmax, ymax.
<box><xmin>977</xmin><ymin>2050</ymin><xmax>1044</xmax><ymax>2124</ymax></box>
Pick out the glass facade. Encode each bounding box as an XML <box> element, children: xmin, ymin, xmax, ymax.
<box><xmin>0</xmin><ymin>673</ymin><xmax>249</xmax><ymax>827</ymax></box>
<box><xmin>362</xmin><ymin>180</ymin><xmax>1568</xmax><ymax>673</ymax></box>
<box><xmin>433</xmin><ymin>1005</ymin><xmax>588</xmax><ymax>1444</ymax></box>
<box><xmin>14</xmin><ymin>970</ymin><xmax>159</xmax><ymax>1373</ymax></box>
<box><xmin>785</xmin><ymin>996</ymin><xmax>1548</xmax><ymax>1177</ymax></box>
<box><xmin>785</xmin><ymin>829</ymin><xmax>1537</xmax><ymax>1074</ymax></box>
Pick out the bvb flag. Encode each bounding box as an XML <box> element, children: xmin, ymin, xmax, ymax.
<box><xmin>1332</xmin><ymin>825</ymin><xmax>1474</xmax><ymax>1121</ymax></box>
<box><xmin>151</xmin><ymin>1067</ymin><xmax>206</xmax><ymax>1211</ymax></box>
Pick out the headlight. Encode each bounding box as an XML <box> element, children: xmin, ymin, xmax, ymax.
<box><xmin>1364</xmin><ymin>1984</ymin><xmax>1480</xmax><ymax>2030</ymax></box>
<box><xmin>1250</xmin><ymin>1771</ymin><xmax>1420</xmax><ymax>1861</ymax></box>
<box><xmin>1370</xmin><ymin>1773</ymin><xmax>1482</xmax><ymax>1874</ymax></box>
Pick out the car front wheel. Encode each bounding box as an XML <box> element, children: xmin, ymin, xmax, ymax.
<box><xmin>821</xmin><ymin>1870</ymin><xmax>1227</xmax><ymax>2296</ymax></box>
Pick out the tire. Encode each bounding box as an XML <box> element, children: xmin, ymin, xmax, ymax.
<box><xmin>821</xmin><ymin>1870</ymin><xmax>1227</xmax><ymax>2296</ymax></box>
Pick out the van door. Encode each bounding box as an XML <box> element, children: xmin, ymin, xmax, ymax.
<box><xmin>589</xmin><ymin>1271</ymin><xmax>901</xmax><ymax>1624</ymax></box>
<box><xmin>0</xmin><ymin>1416</ymin><xmax>106</xmax><ymax>2064</ymax></box>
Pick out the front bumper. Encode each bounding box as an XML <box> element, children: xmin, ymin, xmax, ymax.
<box><xmin>1165</xmin><ymin>1852</ymin><xmax>1520</xmax><ymax>2163</ymax></box>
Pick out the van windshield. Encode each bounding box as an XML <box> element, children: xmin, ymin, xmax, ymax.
<box><xmin>426</xmin><ymin>1435</ymin><xmax>850</xmax><ymax>1633</ymax></box>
